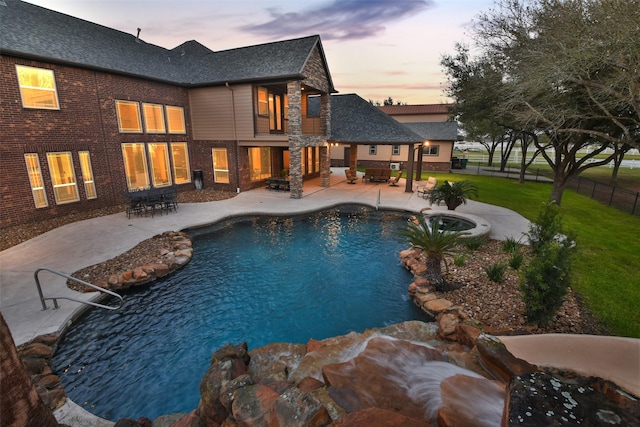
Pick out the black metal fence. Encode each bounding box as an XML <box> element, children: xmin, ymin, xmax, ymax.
<box><xmin>567</xmin><ymin>177</ymin><xmax>640</xmax><ymax>216</ymax></box>
<box><xmin>453</xmin><ymin>165</ymin><xmax>640</xmax><ymax>216</ymax></box>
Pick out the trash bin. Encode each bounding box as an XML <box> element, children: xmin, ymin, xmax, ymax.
<box><xmin>193</xmin><ymin>169</ymin><xmax>203</xmax><ymax>190</ymax></box>
<box><xmin>451</xmin><ymin>157</ymin><xmax>461</xmax><ymax>169</ymax></box>
<box><xmin>460</xmin><ymin>158</ymin><xmax>468</xmax><ymax>169</ymax></box>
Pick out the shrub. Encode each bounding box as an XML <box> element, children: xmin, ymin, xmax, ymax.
<box><xmin>453</xmin><ymin>254</ymin><xmax>466</xmax><ymax>266</ymax></box>
<box><xmin>463</xmin><ymin>236</ymin><xmax>486</xmax><ymax>251</ymax></box>
<box><xmin>508</xmin><ymin>250</ymin><xmax>524</xmax><ymax>270</ymax></box>
<box><xmin>520</xmin><ymin>203</ymin><xmax>576</xmax><ymax>325</ymax></box>
<box><xmin>485</xmin><ymin>262</ymin><xmax>508</xmax><ymax>283</ymax></box>
<box><xmin>502</xmin><ymin>237</ymin><xmax>521</xmax><ymax>253</ymax></box>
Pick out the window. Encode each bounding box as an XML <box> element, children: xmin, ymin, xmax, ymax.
<box><xmin>248</xmin><ymin>147</ymin><xmax>271</xmax><ymax>181</ymax></box>
<box><xmin>79</xmin><ymin>151</ymin><xmax>97</xmax><ymax>199</ymax></box>
<box><xmin>148</xmin><ymin>143</ymin><xmax>171</xmax><ymax>187</ymax></box>
<box><xmin>257</xmin><ymin>87</ymin><xmax>269</xmax><ymax>116</ymax></box>
<box><xmin>16</xmin><ymin>65</ymin><xmax>59</xmax><ymax>110</ymax></box>
<box><xmin>314</xmin><ymin>146</ymin><xmax>320</xmax><ymax>173</ymax></box>
<box><xmin>306</xmin><ymin>95</ymin><xmax>320</xmax><ymax>118</ymax></box>
<box><xmin>116</xmin><ymin>100</ymin><xmax>142</xmax><ymax>133</ymax></box>
<box><xmin>171</xmin><ymin>143</ymin><xmax>191</xmax><ymax>184</ymax></box>
<box><xmin>166</xmin><ymin>106</ymin><xmax>186</xmax><ymax>134</ymax></box>
<box><xmin>369</xmin><ymin>145</ymin><xmax>377</xmax><ymax>155</ymax></box>
<box><xmin>425</xmin><ymin>145</ymin><xmax>440</xmax><ymax>156</ymax></box>
<box><xmin>46</xmin><ymin>152</ymin><xmax>79</xmax><ymax>204</ymax></box>
<box><xmin>24</xmin><ymin>154</ymin><xmax>48</xmax><ymax>208</ymax></box>
<box><xmin>212</xmin><ymin>148</ymin><xmax>230</xmax><ymax>183</ymax></box>
<box><xmin>143</xmin><ymin>103</ymin><xmax>165</xmax><ymax>133</ymax></box>
<box><xmin>122</xmin><ymin>143</ymin><xmax>149</xmax><ymax>190</ymax></box>
<box><xmin>392</xmin><ymin>145</ymin><xmax>400</xmax><ymax>156</ymax></box>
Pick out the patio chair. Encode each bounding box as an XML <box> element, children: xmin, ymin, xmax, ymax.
<box><xmin>144</xmin><ymin>189</ymin><xmax>164</xmax><ymax>217</ymax></box>
<box><xmin>162</xmin><ymin>186</ymin><xmax>178</xmax><ymax>213</ymax></box>
<box><xmin>388</xmin><ymin>171</ymin><xmax>403</xmax><ymax>187</ymax></box>
<box><xmin>416</xmin><ymin>176</ymin><xmax>437</xmax><ymax>199</ymax></box>
<box><xmin>345</xmin><ymin>169</ymin><xmax>358</xmax><ymax>184</ymax></box>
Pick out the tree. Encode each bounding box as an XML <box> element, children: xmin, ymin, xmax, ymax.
<box><xmin>520</xmin><ymin>203</ymin><xmax>576</xmax><ymax>325</ymax></box>
<box><xmin>400</xmin><ymin>214</ymin><xmax>463</xmax><ymax>291</ymax></box>
<box><xmin>428</xmin><ymin>180</ymin><xmax>479</xmax><ymax>210</ymax></box>
<box><xmin>471</xmin><ymin>0</ymin><xmax>640</xmax><ymax>204</ymax></box>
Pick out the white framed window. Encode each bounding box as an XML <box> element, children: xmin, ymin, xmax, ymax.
<box><xmin>24</xmin><ymin>153</ymin><xmax>48</xmax><ymax>208</ymax></box>
<box><xmin>46</xmin><ymin>152</ymin><xmax>80</xmax><ymax>204</ymax></box>
<box><xmin>392</xmin><ymin>145</ymin><xmax>400</xmax><ymax>156</ymax></box>
<box><xmin>166</xmin><ymin>106</ymin><xmax>186</xmax><ymax>134</ymax></box>
<box><xmin>369</xmin><ymin>145</ymin><xmax>377</xmax><ymax>155</ymax></box>
<box><xmin>425</xmin><ymin>145</ymin><xmax>440</xmax><ymax>156</ymax></box>
<box><xmin>122</xmin><ymin>143</ymin><xmax>149</xmax><ymax>190</ymax></box>
<box><xmin>78</xmin><ymin>151</ymin><xmax>97</xmax><ymax>199</ymax></box>
<box><xmin>171</xmin><ymin>143</ymin><xmax>191</xmax><ymax>184</ymax></box>
<box><xmin>212</xmin><ymin>148</ymin><xmax>230</xmax><ymax>183</ymax></box>
<box><xmin>142</xmin><ymin>103</ymin><xmax>166</xmax><ymax>133</ymax></box>
<box><xmin>16</xmin><ymin>65</ymin><xmax>59</xmax><ymax>110</ymax></box>
<box><xmin>116</xmin><ymin>100</ymin><xmax>142</xmax><ymax>133</ymax></box>
<box><xmin>148</xmin><ymin>143</ymin><xmax>172</xmax><ymax>187</ymax></box>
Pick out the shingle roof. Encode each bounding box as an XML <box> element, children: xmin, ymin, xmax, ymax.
<box><xmin>403</xmin><ymin>122</ymin><xmax>458</xmax><ymax>141</ymax></box>
<box><xmin>328</xmin><ymin>94</ymin><xmax>424</xmax><ymax>144</ymax></box>
<box><xmin>378</xmin><ymin>104</ymin><xmax>453</xmax><ymax>116</ymax></box>
<box><xmin>0</xmin><ymin>0</ymin><xmax>334</xmax><ymax>90</ymax></box>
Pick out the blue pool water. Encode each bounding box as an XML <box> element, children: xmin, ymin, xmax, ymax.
<box><xmin>52</xmin><ymin>206</ymin><xmax>426</xmax><ymax>420</ymax></box>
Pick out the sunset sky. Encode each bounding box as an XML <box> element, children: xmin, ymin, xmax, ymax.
<box><xmin>24</xmin><ymin>0</ymin><xmax>495</xmax><ymax>104</ymax></box>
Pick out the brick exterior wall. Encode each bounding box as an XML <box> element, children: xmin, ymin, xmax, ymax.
<box><xmin>0</xmin><ymin>55</ymin><xmax>192</xmax><ymax>228</ymax></box>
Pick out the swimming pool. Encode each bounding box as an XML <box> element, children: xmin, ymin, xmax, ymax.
<box><xmin>52</xmin><ymin>205</ymin><xmax>426</xmax><ymax>420</ymax></box>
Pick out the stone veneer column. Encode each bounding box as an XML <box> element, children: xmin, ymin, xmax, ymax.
<box><xmin>320</xmin><ymin>94</ymin><xmax>331</xmax><ymax>188</ymax></box>
<box><xmin>287</xmin><ymin>81</ymin><xmax>303</xmax><ymax>198</ymax></box>
<box><xmin>320</xmin><ymin>145</ymin><xmax>330</xmax><ymax>187</ymax></box>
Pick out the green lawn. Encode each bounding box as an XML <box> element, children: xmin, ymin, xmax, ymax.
<box><xmin>421</xmin><ymin>172</ymin><xmax>640</xmax><ymax>338</ymax></box>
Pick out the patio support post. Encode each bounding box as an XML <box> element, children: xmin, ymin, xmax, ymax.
<box><xmin>405</xmin><ymin>144</ymin><xmax>416</xmax><ymax>193</ymax></box>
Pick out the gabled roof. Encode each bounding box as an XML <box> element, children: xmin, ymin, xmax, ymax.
<box><xmin>378</xmin><ymin>104</ymin><xmax>453</xmax><ymax>116</ymax></box>
<box><xmin>328</xmin><ymin>94</ymin><xmax>424</xmax><ymax>144</ymax></box>
<box><xmin>0</xmin><ymin>0</ymin><xmax>335</xmax><ymax>91</ymax></box>
<box><xmin>403</xmin><ymin>122</ymin><xmax>458</xmax><ymax>141</ymax></box>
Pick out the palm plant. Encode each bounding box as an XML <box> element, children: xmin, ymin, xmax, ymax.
<box><xmin>429</xmin><ymin>180</ymin><xmax>479</xmax><ymax>210</ymax></box>
<box><xmin>400</xmin><ymin>214</ymin><xmax>463</xmax><ymax>291</ymax></box>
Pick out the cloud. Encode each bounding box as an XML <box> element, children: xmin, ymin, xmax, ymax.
<box><xmin>241</xmin><ymin>0</ymin><xmax>434</xmax><ymax>41</ymax></box>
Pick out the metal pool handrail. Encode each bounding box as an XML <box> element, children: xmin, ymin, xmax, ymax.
<box><xmin>34</xmin><ymin>267</ymin><xmax>124</xmax><ymax>311</ymax></box>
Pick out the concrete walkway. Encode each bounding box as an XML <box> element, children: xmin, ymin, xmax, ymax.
<box><xmin>0</xmin><ymin>169</ymin><xmax>530</xmax><ymax>347</ymax></box>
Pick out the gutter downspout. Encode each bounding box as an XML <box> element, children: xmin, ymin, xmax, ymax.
<box><xmin>226</xmin><ymin>82</ymin><xmax>240</xmax><ymax>193</ymax></box>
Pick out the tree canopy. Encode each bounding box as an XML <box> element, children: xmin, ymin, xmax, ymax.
<box><xmin>442</xmin><ymin>0</ymin><xmax>640</xmax><ymax>204</ymax></box>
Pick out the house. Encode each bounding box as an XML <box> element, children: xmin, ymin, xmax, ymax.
<box><xmin>330</xmin><ymin>103</ymin><xmax>457</xmax><ymax>173</ymax></box>
<box><xmin>1</xmin><ymin>0</ymin><xmax>336</xmax><ymax>228</ymax></box>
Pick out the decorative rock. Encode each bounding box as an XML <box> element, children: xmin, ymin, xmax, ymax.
<box><xmin>330</xmin><ymin>407</ymin><xmax>434</xmax><ymax>426</ymax></box>
<box><xmin>231</xmin><ymin>383</ymin><xmax>279</xmax><ymax>425</ymax></box>
<box><xmin>132</xmin><ymin>267</ymin><xmax>148</xmax><ymax>280</ymax></box>
<box><xmin>219</xmin><ymin>374</ymin><xmax>254</xmax><ymax>412</ymax></box>
<box><xmin>248</xmin><ymin>342</ymin><xmax>306</xmax><ymax>383</ymax></box>
<box><xmin>327</xmin><ymin>385</ymin><xmax>366</xmax><ymax>413</ymax></box>
<box><xmin>321</xmin><ymin>336</ymin><xmax>445</xmax><ymax>424</ymax></box>
<box><xmin>504</xmin><ymin>371</ymin><xmax>640</xmax><ymax>426</ymax></box>
<box><xmin>297</xmin><ymin>377</ymin><xmax>325</xmax><ymax>393</ymax></box>
<box><xmin>142</xmin><ymin>263</ymin><xmax>170</xmax><ymax>278</ymax></box>
<box><xmin>476</xmin><ymin>334</ymin><xmax>537</xmax><ymax>383</ymax></box>
<box><xmin>437</xmin><ymin>312</ymin><xmax>461</xmax><ymax>340</ymax></box>
<box><xmin>455</xmin><ymin>323</ymin><xmax>482</xmax><ymax>349</ymax></box>
<box><xmin>267</xmin><ymin>387</ymin><xmax>331</xmax><ymax>427</ymax></box>
<box><xmin>437</xmin><ymin>374</ymin><xmax>505</xmax><ymax>427</ymax></box>
<box><xmin>19</xmin><ymin>342</ymin><xmax>53</xmax><ymax>359</ymax></box>
<box><xmin>122</xmin><ymin>270</ymin><xmax>133</xmax><ymax>280</ymax></box>
<box><xmin>424</xmin><ymin>298</ymin><xmax>453</xmax><ymax>314</ymax></box>
<box><xmin>175</xmin><ymin>248</ymin><xmax>193</xmax><ymax>258</ymax></box>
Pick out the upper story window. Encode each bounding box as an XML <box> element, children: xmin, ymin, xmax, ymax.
<box><xmin>166</xmin><ymin>106</ymin><xmax>186</xmax><ymax>134</ymax></box>
<box><xmin>16</xmin><ymin>65</ymin><xmax>59</xmax><ymax>110</ymax></box>
<box><xmin>116</xmin><ymin>100</ymin><xmax>142</xmax><ymax>133</ymax></box>
<box><xmin>257</xmin><ymin>87</ymin><xmax>269</xmax><ymax>116</ymax></box>
<box><xmin>143</xmin><ymin>103</ymin><xmax>166</xmax><ymax>133</ymax></box>
<box><xmin>392</xmin><ymin>145</ymin><xmax>400</xmax><ymax>156</ymax></box>
<box><xmin>369</xmin><ymin>145</ymin><xmax>377</xmax><ymax>155</ymax></box>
